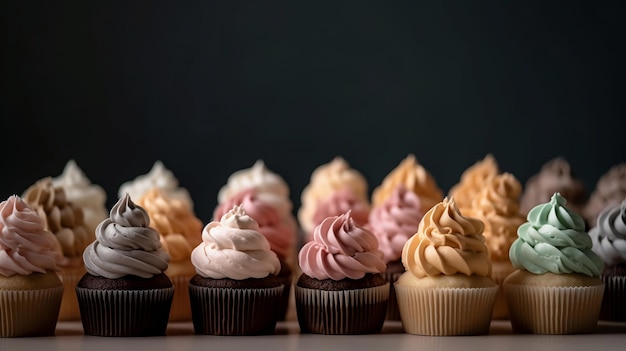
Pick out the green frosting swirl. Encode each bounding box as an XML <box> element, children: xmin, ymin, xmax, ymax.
<box><xmin>509</xmin><ymin>192</ymin><xmax>603</xmax><ymax>276</ymax></box>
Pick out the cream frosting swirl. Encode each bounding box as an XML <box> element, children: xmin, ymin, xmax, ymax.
<box><xmin>0</xmin><ymin>195</ymin><xmax>62</xmax><ymax>276</ymax></box>
<box><xmin>401</xmin><ymin>197</ymin><xmax>491</xmax><ymax>277</ymax></box>
<box><xmin>448</xmin><ymin>154</ymin><xmax>499</xmax><ymax>212</ymax></box>
<box><xmin>52</xmin><ymin>159</ymin><xmax>108</xmax><ymax>236</ymax></box>
<box><xmin>590</xmin><ymin>199</ymin><xmax>626</xmax><ymax>266</ymax></box>
<box><xmin>584</xmin><ymin>163</ymin><xmax>626</xmax><ymax>227</ymax></box>
<box><xmin>83</xmin><ymin>193</ymin><xmax>170</xmax><ymax>279</ymax></box>
<box><xmin>308</xmin><ymin>187</ymin><xmax>370</xmax><ymax>242</ymax></box>
<box><xmin>191</xmin><ymin>205</ymin><xmax>280</xmax><ymax>279</ymax></box>
<box><xmin>367</xmin><ymin>185</ymin><xmax>423</xmax><ymax>263</ymax></box>
<box><xmin>510</xmin><ymin>192</ymin><xmax>603</xmax><ymax>277</ymax></box>
<box><xmin>298</xmin><ymin>211</ymin><xmax>386</xmax><ymax>280</ymax></box>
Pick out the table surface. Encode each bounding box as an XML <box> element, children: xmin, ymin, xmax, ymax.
<box><xmin>1</xmin><ymin>320</ymin><xmax>625</xmax><ymax>351</ymax></box>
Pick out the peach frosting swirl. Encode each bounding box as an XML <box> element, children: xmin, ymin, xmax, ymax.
<box><xmin>401</xmin><ymin>197</ymin><xmax>491</xmax><ymax>278</ymax></box>
<box><xmin>298</xmin><ymin>210</ymin><xmax>386</xmax><ymax>281</ymax></box>
<box><xmin>191</xmin><ymin>205</ymin><xmax>280</xmax><ymax>280</ymax></box>
<box><xmin>371</xmin><ymin>154</ymin><xmax>443</xmax><ymax>212</ymax></box>
<box><xmin>213</xmin><ymin>189</ymin><xmax>296</xmax><ymax>261</ymax></box>
<box><xmin>0</xmin><ymin>195</ymin><xmax>62</xmax><ymax>277</ymax></box>
<box><xmin>22</xmin><ymin>177</ymin><xmax>90</xmax><ymax>267</ymax></box>
<box><xmin>448</xmin><ymin>154</ymin><xmax>499</xmax><ymax>212</ymax></box>
<box><xmin>367</xmin><ymin>185</ymin><xmax>423</xmax><ymax>263</ymax></box>
<box><xmin>470</xmin><ymin>173</ymin><xmax>526</xmax><ymax>262</ymax></box>
<box><xmin>308</xmin><ymin>187</ymin><xmax>370</xmax><ymax>242</ymax></box>
<box><xmin>136</xmin><ymin>188</ymin><xmax>202</xmax><ymax>263</ymax></box>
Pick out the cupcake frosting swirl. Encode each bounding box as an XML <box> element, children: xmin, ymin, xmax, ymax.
<box><xmin>509</xmin><ymin>192</ymin><xmax>603</xmax><ymax>276</ymax></box>
<box><xmin>590</xmin><ymin>199</ymin><xmax>626</xmax><ymax>266</ymax></box>
<box><xmin>308</xmin><ymin>187</ymin><xmax>370</xmax><ymax>242</ymax></box>
<box><xmin>584</xmin><ymin>163</ymin><xmax>626</xmax><ymax>227</ymax></box>
<box><xmin>448</xmin><ymin>154</ymin><xmax>499</xmax><ymax>212</ymax></box>
<box><xmin>83</xmin><ymin>194</ymin><xmax>170</xmax><ymax>279</ymax></box>
<box><xmin>298</xmin><ymin>210</ymin><xmax>386</xmax><ymax>280</ymax></box>
<box><xmin>191</xmin><ymin>205</ymin><xmax>280</xmax><ymax>279</ymax></box>
<box><xmin>401</xmin><ymin>197</ymin><xmax>491</xmax><ymax>277</ymax></box>
<box><xmin>0</xmin><ymin>195</ymin><xmax>62</xmax><ymax>276</ymax></box>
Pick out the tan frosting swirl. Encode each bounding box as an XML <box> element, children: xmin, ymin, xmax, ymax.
<box><xmin>191</xmin><ymin>205</ymin><xmax>280</xmax><ymax>280</ymax></box>
<box><xmin>136</xmin><ymin>188</ymin><xmax>203</xmax><ymax>263</ymax></box>
<box><xmin>371</xmin><ymin>154</ymin><xmax>443</xmax><ymax>212</ymax></box>
<box><xmin>22</xmin><ymin>177</ymin><xmax>91</xmax><ymax>267</ymax></box>
<box><xmin>0</xmin><ymin>195</ymin><xmax>63</xmax><ymax>276</ymax></box>
<box><xmin>584</xmin><ymin>163</ymin><xmax>626</xmax><ymax>227</ymax></box>
<box><xmin>298</xmin><ymin>157</ymin><xmax>369</xmax><ymax>235</ymax></box>
<box><xmin>401</xmin><ymin>197</ymin><xmax>491</xmax><ymax>277</ymax></box>
<box><xmin>470</xmin><ymin>173</ymin><xmax>526</xmax><ymax>262</ymax></box>
<box><xmin>448</xmin><ymin>154</ymin><xmax>499</xmax><ymax>212</ymax></box>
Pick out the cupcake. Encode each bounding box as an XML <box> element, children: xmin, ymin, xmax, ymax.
<box><xmin>298</xmin><ymin>156</ymin><xmax>369</xmax><ymax>244</ymax></box>
<box><xmin>366</xmin><ymin>185</ymin><xmax>423</xmax><ymax>321</ymax></box>
<box><xmin>448</xmin><ymin>153</ymin><xmax>500</xmax><ymax>213</ymax></box>
<box><xmin>307</xmin><ymin>187</ymin><xmax>370</xmax><ymax>242</ymax></box>
<box><xmin>504</xmin><ymin>192</ymin><xmax>604</xmax><ymax>334</ymax></box>
<box><xmin>589</xmin><ymin>199</ymin><xmax>626</xmax><ymax>321</ymax></box>
<box><xmin>371</xmin><ymin>154</ymin><xmax>443</xmax><ymax>213</ymax></box>
<box><xmin>136</xmin><ymin>188</ymin><xmax>203</xmax><ymax>322</ymax></box>
<box><xmin>22</xmin><ymin>177</ymin><xmax>91</xmax><ymax>321</ymax></box>
<box><xmin>0</xmin><ymin>195</ymin><xmax>64</xmax><ymax>337</ymax></box>
<box><xmin>395</xmin><ymin>197</ymin><xmax>497</xmax><ymax>336</ymax></box>
<box><xmin>584</xmin><ymin>163</ymin><xmax>626</xmax><ymax>227</ymax></box>
<box><xmin>118</xmin><ymin>160</ymin><xmax>194</xmax><ymax>211</ymax></box>
<box><xmin>520</xmin><ymin>157</ymin><xmax>587</xmax><ymax>217</ymax></box>
<box><xmin>469</xmin><ymin>173</ymin><xmax>525</xmax><ymax>319</ymax></box>
<box><xmin>76</xmin><ymin>194</ymin><xmax>173</xmax><ymax>337</ymax></box>
<box><xmin>189</xmin><ymin>205</ymin><xmax>284</xmax><ymax>336</ymax></box>
<box><xmin>213</xmin><ymin>189</ymin><xmax>295</xmax><ymax>321</ymax></box>
<box><xmin>295</xmin><ymin>210</ymin><xmax>389</xmax><ymax>335</ymax></box>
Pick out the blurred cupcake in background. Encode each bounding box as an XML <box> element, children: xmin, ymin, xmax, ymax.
<box><xmin>584</xmin><ymin>163</ymin><xmax>626</xmax><ymax>228</ymax></box>
<box><xmin>448</xmin><ymin>153</ymin><xmax>500</xmax><ymax>214</ymax></box>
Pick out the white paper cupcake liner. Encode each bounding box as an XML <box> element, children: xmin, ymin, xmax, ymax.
<box><xmin>0</xmin><ymin>286</ymin><xmax>64</xmax><ymax>337</ymax></box>
<box><xmin>504</xmin><ymin>283</ymin><xmax>604</xmax><ymax>334</ymax></box>
<box><xmin>394</xmin><ymin>284</ymin><xmax>498</xmax><ymax>336</ymax></box>
<box><xmin>295</xmin><ymin>283</ymin><xmax>390</xmax><ymax>334</ymax></box>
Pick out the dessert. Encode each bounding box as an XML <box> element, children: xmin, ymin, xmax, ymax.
<box><xmin>22</xmin><ymin>177</ymin><xmax>91</xmax><ymax>321</ymax></box>
<box><xmin>0</xmin><ymin>195</ymin><xmax>64</xmax><ymax>337</ymax></box>
<box><xmin>395</xmin><ymin>197</ymin><xmax>497</xmax><ymax>336</ymax></box>
<box><xmin>589</xmin><ymin>199</ymin><xmax>626</xmax><ymax>321</ymax></box>
<box><xmin>469</xmin><ymin>172</ymin><xmax>525</xmax><ymax>319</ymax></box>
<box><xmin>371</xmin><ymin>154</ymin><xmax>443</xmax><ymax>213</ymax></box>
<box><xmin>448</xmin><ymin>153</ymin><xmax>500</xmax><ymax>213</ymax></box>
<box><xmin>584</xmin><ymin>163</ymin><xmax>626</xmax><ymax>227</ymax></box>
<box><xmin>295</xmin><ymin>210</ymin><xmax>389</xmax><ymax>335</ymax></box>
<box><xmin>505</xmin><ymin>192</ymin><xmax>604</xmax><ymax>334</ymax></box>
<box><xmin>190</xmin><ymin>205</ymin><xmax>283</xmax><ymax>335</ymax></box>
<box><xmin>366</xmin><ymin>184</ymin><xmax>423</xmax><ymax>320</ymax></box>
<box><xmin>76</xmin><ymin>194</ymin><xmax>173</xmax><ymax>337</ymax></box>
<box><xmin>307</xmin><ymin>187</ymin><xmax>370</xmax><ymax>242</ymax></box>
<box><xmin>136</xmin><ymin>188</ymin><xmax>203</xmax><ymax>322</ymax></box>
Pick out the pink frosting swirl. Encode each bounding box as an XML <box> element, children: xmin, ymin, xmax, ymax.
<box><xmin>307</xmin><ymin>187</ymin><xmax>370</xmax><ymax>242</ymax></box>
<box><xmin>367</xmin><ymin>185</ymin><xmax>423</xmax><ymax>263</ymax></box>
<box><xmin>0</xmin><ymin>195</ymin><xmax>62</xmax><ymax>276</ymax></box>
<box><xmin>213</xmin><ymin>189</ymin><xmax>296</xmax><ymax>261</ymax></box>
<box><xmin>298</xmin><ymin>211</ymin><xmax>386</xmax><ymax>280</ymax></box>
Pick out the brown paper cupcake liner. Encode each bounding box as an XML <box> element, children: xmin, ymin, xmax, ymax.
<box><xmin>383</xmin><ymin>271</ymin><xmax>403</xmax><ymax>321</ymax></box>
<box><xmin>395</xmin><ymin>284</ymin><xmax>498</xmax><ymax>336</ymax></box>
<box><xmin>189</xmin><ymin>285</ymin><xmax>284</xmax><ymax>336</ymax></box>
<box><xmin>0</xmin><ymin>286</ymin><xmax>64</xmax><ymax>337</ymax></box>
<box><xmin>295</xmin><ymin>283</ymin><xmax>390</xmax><ymax>335</ymax></box>
<box><xmin>169</xmin><ymin>274</ymin><xmax>193</xmax><ymax>322</ymax></box>
<box><xmin>76</xmin><ymin>286</ymin><xmax>174</xmax><ymax>337</ymax></box>
<box><xmin>600</xmin><ymin>274</ymin><xmax>626</xmax><ymax>322</ymax></box>
<box><xmin>504</xmin><ymin>283</ymin><xmax>604</xmax><ymax>334</ymax></box>
<box><xmin>57</xmin><ymin>267</ymin><xmax>84</xmax><ymax>321</ymax></box>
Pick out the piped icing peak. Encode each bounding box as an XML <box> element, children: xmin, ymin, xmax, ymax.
<box><xmin>308</xmin><ymin>187</ymin><xmax>370</xmax><ymax>242</ymax></box>
<box><xmin>590</xmin><ymin>199</ymin><xmax>626</xmax><ymax>266</ymax></box>
<box><xmin>298</xmin><ymin>210</ymin><xmax>386</xmax><ymax>281</ymax></box>
<box><xmin>217</xmin><ymin>160</ymin><xmax>290</xmax><ymax>207</ymax></box>
<box><xmin>368</xmin><ymin>185</ymin><xmax>423</xmax><ymax>263</ymax></box>
<box><xmin>448</xmin><ymin>154</ymin><xmax>500</xmax><ymax>211</ymax></box>
<box><xmin>509</xmin><ymin>192</ymin><xmax>603</xmax><ymax>277</ymax></box>
<box><xmin>371</xmin><ymin>154</ymin><xmax>443</xmax><ymax>211</ymax></box>
<box><xmin>584</xmin><ymin>163</ymin><xmax>626</xmax><ymax>227</ymax></box>
<box><xmin>191</xmin><ymin>205</ymin><xmax>281</xmax><ymax>280</ymax></box>
<box><xmin>83</xmin><ymin>193</ymin><xmax>170</xmax><ymax>279</ymax></box>
<box><xmin>0</xmin><ymin>195</ymin><xmax>62</xmax><ymax>277</ymax></box>
<box><xmin>401</xmin><ymin>197</ymin><xmax>491</xmax><ymax>278</ymax></box>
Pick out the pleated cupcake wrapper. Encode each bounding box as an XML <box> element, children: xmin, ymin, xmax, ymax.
<box><xmin>276</xmin><ymin>274</ymin><xmax>293</xmax><ymax>321</ymax></box>
<box><xmin>600</xmin><ymin>274</ymin><xmax>626</xmax><ymax>322</ymax></box>
<box><xmin>0</xmin><ymin>286</ymin><xmax>63</xmax><ymax>337</ymax></box>
<box><xmin>295</xmin><ymin>283</ymin><xmax>390</xmax><ymax>335</ymax></box>
<box><xmin>58</xmin><ymin>269</ymin><xmax>83</xmax><ymax>321</ymax></box>
<box><xmin>76</xmin><ymin>286</ymin><xmax>174</xmax><ymax>337</ymax></box>
<box><xmin>504</xmin><ymin>283</ymin><xmax>604</xmax><ymax>334</ymax></box>
<box><xmin>394</xmin><ymin>284</ymin><xmax>498</xmax><ymax>336</ymax></box>
<box><xmin>169</xmin><ymin>275</ymin><xmax>193</xmax><ymax>322</ymax></box>
<box><xmin>189</xmin><ymin>285</ymin><xmax>284</xmax><ymax>336</ymax></box>
<box><xmin>383</xmin><ymin>271</ymin><xmax>403</xmax><ymax>321</ymax></box>
<box><xmin>490</xmin><ymin>263</ymin><xmax>516</xmax><ymax>320</ymax></box>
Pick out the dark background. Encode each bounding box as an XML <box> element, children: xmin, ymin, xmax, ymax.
<box><xmin>1</xmin><ymin>1</ymin><xmax>625</xmax><ymax>223</ymax></box>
